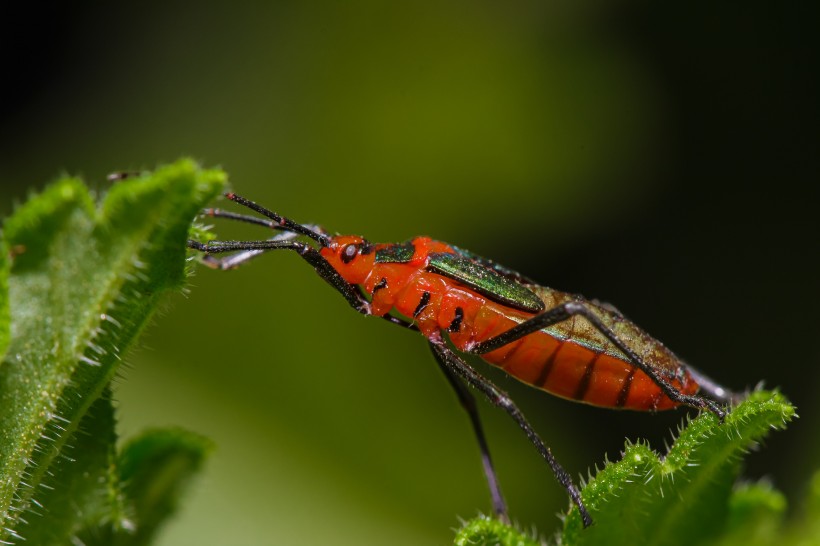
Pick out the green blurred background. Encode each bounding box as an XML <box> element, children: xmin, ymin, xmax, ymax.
<box><xmin>1</xmin><ymin>2</ymin><xmax>818</xmax><ymax>544</ymax></box>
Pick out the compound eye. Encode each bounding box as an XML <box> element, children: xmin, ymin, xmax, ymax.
<box><xmin>341</xmin><ymin>243</ymin><xmax>358</xmax><ymax>264</ymax></box>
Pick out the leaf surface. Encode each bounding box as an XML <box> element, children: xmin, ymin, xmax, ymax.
<box><xmin>455</xmin><ymin>391</ymin><xmax>795</xmax><ymax>546</ymax></box>
<box><xmin>0</xmin><ymin>160</ymin><xmax>224</xmax><ymax>541</ymax></box>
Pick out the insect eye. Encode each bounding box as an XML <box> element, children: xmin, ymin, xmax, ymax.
<box><xmin>341</xmin><ymin>244</ymin><xmax>358</xmax><ymax>264</ymax></box>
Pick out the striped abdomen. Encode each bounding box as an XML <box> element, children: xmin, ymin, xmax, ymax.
<box><xmin>368</xmin><ymin>265</ymin><xmax>697</xmax><ymax>411</ymax></box>
<box><xmin>458</xmin><ymin>287</ymin><xmax>698</xmax><ymax>411</ymax></box>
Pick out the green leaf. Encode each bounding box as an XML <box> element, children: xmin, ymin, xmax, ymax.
<box><xmin>562</xmin><ymin>390</ymin><xmax>794</xmax><ymax>545</ymax></box>
<box><xmin>714</xmin><ymin>481</ymin><xmax>786</xmax><ymax>546</ymax></box>
<box><xmin>16</xmin><ymin>388</ymin><xmax>129</xmax><ymax>544</ymax></box>
<box><xmin>0</xmin><ymin>228</ymin><xmax>10</xmax><ymax>362</ymax></box>
<box><xmin>453</xmin><ymin>515</ymin><xmax>541</xmax><ymax>546</ymax></box>
<box><xmin>108</xmin><ymin>428</ymin><xmax>214</xmax><ymax>546</ymax></box>
<box><xmin>0</xmin><ymin>160</ymin><xmax>224</xmax><ymax>542</ymax></box>
<box><xmin>782</xmin><ymin>469</ymin><xmax>820</xmax><ymax>546</ymax></box>
<box><xmin>455</xmin><ymin>391</ymin><xmax>795</xmax><ymax>546</ymax></box>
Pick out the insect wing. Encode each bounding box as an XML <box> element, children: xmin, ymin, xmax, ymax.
<box><xmin>427</xmin><ymin>252</ymin><xmax>545</xmax><ymax>313</ymax></box>
<box><xmin>449</xmin><ymin>244</ymin><xmax>538</xmax><ymax>284</ymax></box>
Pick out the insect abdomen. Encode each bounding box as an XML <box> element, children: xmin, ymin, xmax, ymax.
<box><xmin>479</xmin><ymin>328</ymin><xmax>688</xmax><ymax>410</ymax></box>
<box><xmin>444</xmin><ymin>288</ymin><xmax>698</xmax><ymax>411</ymax></box>
<box><xmin>369</xmin><ymin>263</ymin><xmax>697</xmax><ymax>411</ymax></box>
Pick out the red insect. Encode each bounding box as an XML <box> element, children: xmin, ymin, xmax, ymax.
<box><xmin>188</xmin><ymin>192</ymin><xmax>736</xmax><ymax>528</ymax></box>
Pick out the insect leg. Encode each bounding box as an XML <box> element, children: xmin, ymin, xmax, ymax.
<box><xmin>428</xmin><ymin>340</ymin><xmax>509</xmax><ymax>521</ymax></box>
<box><xmin>192</xmin><ymin>231</ymin><xmax>302</xmax><ymax>270</ymax></box>
<box><xmin>188</xmin><ymin>239</ymin><xmax>370</xmax><ymax>314</ymax></box>
<box><xmin>685</xmin><ymin>363</ymin><xmax>743</xmax><ymax>405</ymax></box>
<box><xmin>471</xmin><ymin>302</ymin><xmax>726</xmax><ymax>419</ymax></box>
<box><xmin>429</xmin><ymin>338</ymin><xmax>593</xmax><ymax>528</ymax></box>
<box><xmin>191</xmin><ymin>208</ymin><xmax>327</xmax><ymax>270</ymax></box>
<box><xmin>191</xmin><ymin>237</ymin><xmax>418</xmax><ymax>325</ymax></box>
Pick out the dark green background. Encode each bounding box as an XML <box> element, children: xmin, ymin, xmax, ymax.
<box><xmin>2</xmin><ymin>2</ymin><xmax>818</xmax><ymax>544</ymax></box>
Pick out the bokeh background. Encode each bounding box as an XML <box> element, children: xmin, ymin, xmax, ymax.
<box><xmin>2</xmin><ymin>2</ymin><xmax>818</xmax><ymax>544</ymax></box>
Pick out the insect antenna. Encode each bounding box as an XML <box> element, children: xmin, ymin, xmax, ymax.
<box><xmin>224</xmin><ymin>192</ymin><xmax>330</xmax><ymax>246</ymax></box>
<box><xmin>201</xmin><ymin>208</ymin><xmax>282</xmax><ymax>229</ymax></box>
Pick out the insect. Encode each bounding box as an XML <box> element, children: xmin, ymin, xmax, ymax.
<box><xmin>187</xmin><ymin>192</ymin><xmax>736</xmax><ymax>528</ymax></box>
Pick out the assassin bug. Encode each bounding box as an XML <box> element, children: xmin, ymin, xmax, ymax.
<box><xmin>187</xmin><ymin>192</ymin><xmax>737</xmax><ymax>528</ymax></box>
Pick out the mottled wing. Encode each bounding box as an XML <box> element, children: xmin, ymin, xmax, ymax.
<box><xmin>500</xmin><ymin>286</ymin><xmax>684</xmax><ymax>378</ymax></box>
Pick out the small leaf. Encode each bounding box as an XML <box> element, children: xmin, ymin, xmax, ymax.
<box><xmin>782</xmin><ymin>469</ymin><xmax>820</xmax><ymax>546</ymax></box>
<box><xmin>714</xmin><ymin>481</ymin><xmax>786</xmax><ymax>546</ymax></box>
<box><xmin>0</xmin><ymin>160</ymin><xmax>224</xmax><ymax>541</ymax></box>
<box><xmin>109</xmin><ymin>428</ymin><xmax>213</xmax><ymax>546</ymax></box>
<box><xmin>454</xmin><ymin>514</ymin><xmax>542</xmax><ymax>546</ymax></box>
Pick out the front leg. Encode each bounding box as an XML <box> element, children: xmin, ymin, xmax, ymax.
<box><xmin>189</xmin><ymin>238</ymin><xmax>371</xmax><ymax>315</ymax></box>
<box><xmin>429</xmin><ymin>337</ymin><xmax>593</xmax><ymax>527</ymax></box>
<box><xmin>428</xmin><ymin>340</ymin><xmax>508</xmax><ymax>521</ymax></box>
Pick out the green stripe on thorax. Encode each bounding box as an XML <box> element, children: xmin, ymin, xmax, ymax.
<box><xmin>375</xmin><ymin>241</ymin><xmax>544</xmax><ymax>314</ymax></box>
<box><xmin>375</xmin><ymin>241</ymin><xmax>415</xmax><ymax>263</ymax></box>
